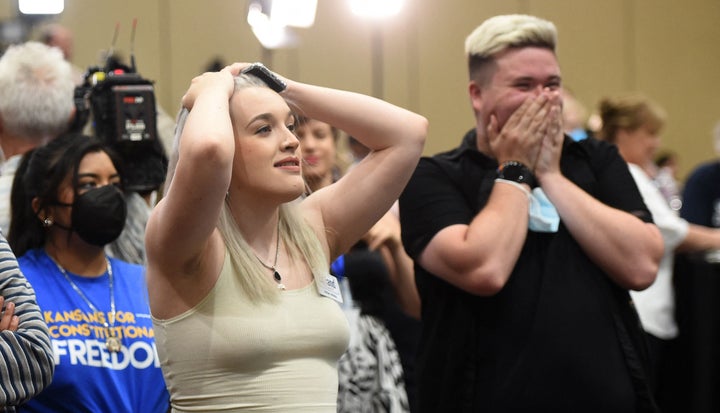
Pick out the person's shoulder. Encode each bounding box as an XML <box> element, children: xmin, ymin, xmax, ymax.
<box><xmin>433</xmin><ymin>128</ymin><xmax>479</xmax><ymax>161</ymax></box>
<box><xmin>17</xmin><ymin>248</ymin><xmax>42</xmax><ymax>267</ymax></box>
<box><xmin>0</xmin><ymin>154</ymin><xmax>23</xmax><ymax>177</ymax></box>
<box><xmin>566</xmin><ymin>136</ymin><xmax>624</xmax><ymax>167</ymax></box>
<box><xmin>108</xmin><ymin>257</ymin><xmax>145</xmax><ymax>277</ymax></box>
<box><xmin>419</xmin><ymin>128</ymin><xmax>492</xmax><ymax>174</ymax></box>
<box><xmin>686</xmin><ymin>160</ymin><xmax>720</xmax><ymax>181</ymax></box>
<box><xmin>572</xmin><ymin>135</ymin><xmax>616</xmax><ymax>154</ymax></box>
<box><xmin>16</xmin><ymin>248</ymin><xmax>47</xmax><ymax>284</ymax></box>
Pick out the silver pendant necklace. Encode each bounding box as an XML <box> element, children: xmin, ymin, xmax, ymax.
<box><xmin>253</xmin><ymin>222</ymin><xmax>285</xmax><ymax>290</ymax></box>
<box><xmin>49</xmin><ymin>254</ymin><xmax>122</xmax><ymax>353</ymax></box>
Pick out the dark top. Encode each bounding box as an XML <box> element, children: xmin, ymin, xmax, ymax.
<box><xmin>399</xmin><ymin>130</ymin><xmax>656</xmax><ymax>413</ymax></box>
<box><xmin>344</xmin><ymin>245</ymin><xmax>422</xmax><ymax>413</ymax></box>
<box><xmin>680</xmin><ymin>160</ymin><xmax>720</xmax><ymax>227</ymax></box>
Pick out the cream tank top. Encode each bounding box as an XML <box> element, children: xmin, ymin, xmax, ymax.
<box><xmin>152</xmin><ymin>252</ymin><xmax>350</xmax><ymax>412</ymax></box>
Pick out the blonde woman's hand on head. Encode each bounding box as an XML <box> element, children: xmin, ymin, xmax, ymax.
<box><xmin>181</xmin><ymin>69</ymin><xmax>235</xmax><ymax>111</ymax></box>
<box><xmin>223</xmin><ymin>62</ymin><xmax>252</xmax><ymax>76</ymax></box>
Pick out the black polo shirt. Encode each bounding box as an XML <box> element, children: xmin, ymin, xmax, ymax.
<box><xmin>400</xmin><ymin>129</ymin><xmax>655</xmax><ymax>413</ymax></box>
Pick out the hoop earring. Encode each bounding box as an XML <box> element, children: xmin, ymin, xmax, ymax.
<box><xmin>42</xmin><ymin>217</ymin><xmax>54</xmax><ymax>227</ymax></box>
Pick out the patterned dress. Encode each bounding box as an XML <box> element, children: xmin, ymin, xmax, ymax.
<box><xmin>337</xmin><ymin>314</ymin><xmax>409</xmax><ymax>413</ymax></box>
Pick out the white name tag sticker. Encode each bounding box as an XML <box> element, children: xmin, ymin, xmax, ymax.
<box><xmin>316</xmin><ymin>274</ymin><xmax>343</xmax><ymax>303</ymax></box>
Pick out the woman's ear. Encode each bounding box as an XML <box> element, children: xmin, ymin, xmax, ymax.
<box><xmin>31</xmin><ymin>197</ymin><xmax>47</xmax><ymax>222</ymax></box>
<box><xmin>31</xmin><ymin>197</ymin><xmax>41</xmax><ymax>216</ymax></box>
<box><xmin>32</xmin><ymin>197</ymin><xmax>55</xmax><ymax>228</ymax></box>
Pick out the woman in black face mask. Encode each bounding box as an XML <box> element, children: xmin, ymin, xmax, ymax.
<box><xmin>6</xmin><ymin>133</ymin><xmax>169</xmax><ymax>413</ymax></box>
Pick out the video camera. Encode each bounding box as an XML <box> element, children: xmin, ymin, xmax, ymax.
<box><xmin>71</xmin><ymin>23</ymin><xmax>168</xmax><ymax>193</ymax></box>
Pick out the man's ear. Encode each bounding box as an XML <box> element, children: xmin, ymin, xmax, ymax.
<box><xmin>67</xmin><ymin>105</ymin><xmax>77</xmax><ymax>129</ymax></box>
<box><xmin>469</xmin><ymin>80</ymin><xmax>483</xmax><ymax>114</ymax></box>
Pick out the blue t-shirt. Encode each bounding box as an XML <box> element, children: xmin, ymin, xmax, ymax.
<box><xmin>18</xmin><ymin>248</ymin><xmax>169</xmax><ymax>413</ymax></box>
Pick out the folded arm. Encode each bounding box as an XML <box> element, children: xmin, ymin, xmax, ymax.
<box><xmin>0</xmin><ymin>238</ymin><xmax>54</xmax><ymax>407</ymax></box>
<box><xmin>418</xmin><ymin>182</ymin><xmax>531</xmax><ymax>295</ymax></box>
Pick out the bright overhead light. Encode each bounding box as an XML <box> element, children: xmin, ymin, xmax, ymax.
<box><xmin>349</xmin><ymin>0</ymin><xmax>405</xmax><ymax>19</ymax></box>
<box><xmin>271</xmin><ymin>0</ymin><xmax>317</xmax><ymax>28</ymax></box>
<box><xmin>19</xmin><ymin>0</ymin><xmax>64</xmax><ymax>15</ymax></box>
<box><xmin>247</xmin><ymin>2</ymin><xmax>298</xmax><ymax>49</ymax></box>
<box><xmin>247</xmin><ymin>0</ymin><xmax>312</xmax><ymax>49</ymax></box>
<box><xmin>247</xmin><ymin>2</ymin><xmax>269</xmax><ymax>28</ymax></box>
<box><xmin>250</xmin><ymin>23</ymin><xmax>298</xmax><ymax>49</ymax></box>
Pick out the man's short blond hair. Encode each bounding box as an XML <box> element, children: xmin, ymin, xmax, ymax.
<box><xmin>465</xmin><ymin>14</ymin><xmax>557</xmax><ymax>81</ymax></box>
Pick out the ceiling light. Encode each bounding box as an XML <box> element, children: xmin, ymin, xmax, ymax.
<box><xmin>19</xmin><ymin>0</ymin><xmax>64</xmax><ymax>15</ymax></box>
<box><xmin>349</xmin><ymin>0</ymin><xmax>404</xmax><ymax>19</ymax></box>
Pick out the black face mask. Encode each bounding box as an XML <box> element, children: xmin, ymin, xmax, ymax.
<box><xmin>62</xmin><ymin>185</ymin><xmax>128</xmax><ymax>246</ymax></box>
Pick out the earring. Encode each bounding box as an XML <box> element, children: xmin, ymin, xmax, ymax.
<box><xmin>42</xmin><ymin>217</ymin><xmax>53</xmax><ymax>227</ymax></box>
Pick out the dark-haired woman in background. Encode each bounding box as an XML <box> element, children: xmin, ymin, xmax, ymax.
<box><xmin>8</xmin><ymin>133</ymin><xmax>168</xmax><ymax>412</ymax></box>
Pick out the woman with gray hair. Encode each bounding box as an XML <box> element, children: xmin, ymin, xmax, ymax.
<box><xmin>0</xmin><ymin>41</ymin><xmax>75</xmax><ymax>235</ymax></box>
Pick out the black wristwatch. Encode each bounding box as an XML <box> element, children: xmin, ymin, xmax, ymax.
<box><xmin>496</xmin><ymin>161</ymin><xmax>538</xmax><ymax>189</ymax></box>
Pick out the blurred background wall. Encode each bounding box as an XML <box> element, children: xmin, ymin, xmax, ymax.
<box><xmin>0</xmin><ymin>0</ymin><xmax>718</xmax><ymax>179</ymax></box>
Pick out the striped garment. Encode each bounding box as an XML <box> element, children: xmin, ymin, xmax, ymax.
<box><xmin>0</xmin><ymin>233</ymin><xmax>54</xmax><ymax>411</ymax></box>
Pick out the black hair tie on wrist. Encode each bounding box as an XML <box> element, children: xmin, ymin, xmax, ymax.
<box><xmin>241</xmin><ymin>63</ymin><xmax>287</xmax><ymax>93</ymax></box>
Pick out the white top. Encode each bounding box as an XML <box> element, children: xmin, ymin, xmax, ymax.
<box><xmin>0</xmin><ymin>155</ymin><xmax>20</xmax><ymax>235</ymax></box>
<box><xmin>628</xmin><ymin>163</ymin><xmax>689</xmax><ymax>339</ymax></box>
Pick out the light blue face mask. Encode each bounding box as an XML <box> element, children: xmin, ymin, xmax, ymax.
<box><xmin>528</xmin><ymin>188</ymin><xmax>560</xmax><ymax>232</ymax></box>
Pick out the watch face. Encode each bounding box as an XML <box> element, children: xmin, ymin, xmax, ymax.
<box><xmin>500</xmin><ymin>164</ymin><xmax>525</xmax><ymax>180</ymax></box>
<box><xmin>498</xmin><ymin>162</ymin><xmax>536</xmax><ymax>188</ymax></box>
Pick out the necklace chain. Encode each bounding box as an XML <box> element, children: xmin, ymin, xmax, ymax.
<box><xmin>254</xmin><ymin>223</ymin><xmax>280</xmax><ymax>271</ymax></box>
<box><xmin>253</xmin><ymin>222</ymin><xmax>285</xmax><ymax>289</ymax></box>
<box><xmin>48</xmin><ymin>254</ymin><xmax>121</xmax><ymax>351</ymax></box>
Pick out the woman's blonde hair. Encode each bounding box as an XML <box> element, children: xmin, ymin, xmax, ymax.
<box><xmin>219</xmin><ymin>200</ymin><xmax>328</xmax><ymax>303</ymax></box>
<box><xmin>167</xmin><ymin>73</ymin><xmax>328</xmax><ymax>303</ymax></box>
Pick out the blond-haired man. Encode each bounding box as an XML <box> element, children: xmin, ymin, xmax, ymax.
<box><xmin>400</xmin><ymin>14</ymin><xmax>663</xmax><ymax>412</ymax></box>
